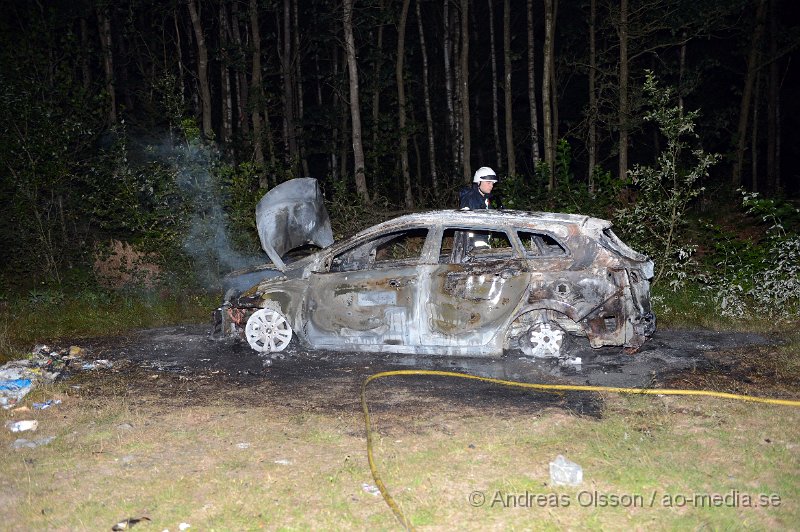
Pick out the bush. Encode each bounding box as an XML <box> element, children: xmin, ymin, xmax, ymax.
<box><xmin>614</xmin><ymin>71</ymin><xmax>718</xmax><ymax>286</ymax></box>
<box><xmin>701</xmin><ymin>191</ymin><xmax>800</xmax><ymax>320</ymax></box>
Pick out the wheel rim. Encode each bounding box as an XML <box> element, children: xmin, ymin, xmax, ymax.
<box><xmin>245</xmin><ymin>308</ymin><xmax>293</xmax><ymax>353</ymax></box>
<box><xmin>520</xmin><ymin>322</ymin><xmax>565</xmax><ymax>358</ymax></box>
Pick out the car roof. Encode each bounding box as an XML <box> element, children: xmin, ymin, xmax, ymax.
<box><xmin>361</xmin><ymin>209</ymin><xmax>612</xmax><ymax>235</ymax></box>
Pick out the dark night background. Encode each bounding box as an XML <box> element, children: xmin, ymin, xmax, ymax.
<box><xmin>1</xmin><ymin>0</ymin><xmax>799</xmax><ymax>289</ymax></box>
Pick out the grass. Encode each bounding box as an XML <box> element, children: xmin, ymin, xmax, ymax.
<box><xmin>372</xmin><ymin>393</ymin><xmax>799</xmax><ymax>530</ymax></box>
<box><xmin>0</xmin><ymin>375</ymin><xmax>797</xmax><ymax>530</ymax></box>
<box><xmin>0</xmin><ymin>289</ymin><xmax>220</xmax><ymax>363</ymax></box>
<box><xmin>651</xmin><ymin>283</ymin><xmax>800</xmax><ymax>333</ymax></box>
<box><xmin>1</xmin><ymin>383</ymin><xmax>393</xmax><ymax>530</ymax></box>
<box><xmin>0</xmin><ymin>275</ymin><xmax>798</xmax><ymax>529</ymax></box>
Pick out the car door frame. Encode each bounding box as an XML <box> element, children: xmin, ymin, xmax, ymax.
<box><xmin>302</xmin><ymin>224</ymin><xmax>436</xmax><ymax>350</ymax></box>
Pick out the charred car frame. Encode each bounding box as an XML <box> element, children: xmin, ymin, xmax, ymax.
<box><xmin>213</xmin><ymin>181</ymin><xmax>655</xmax><ymax>358</ymax></box>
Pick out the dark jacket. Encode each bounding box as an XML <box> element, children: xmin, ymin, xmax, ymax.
<box><xmin>459</xmin><ymin>185</ymin><xmax>493</xmax><ymax>210</ymax></box>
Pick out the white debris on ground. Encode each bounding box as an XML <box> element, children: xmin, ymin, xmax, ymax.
<box><xmin>0</xmin><ymin>344</ymin><xmax>112</xmax><ymax>409</ymax></box>
<box><xmin>361</xmin><ymin>483</ymin><xmax>381</xmax><ymax>496</ymax></box>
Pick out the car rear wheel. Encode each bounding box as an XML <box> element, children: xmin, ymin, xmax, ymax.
<box><xmin>518</xmin><ymin>321</ymin><xmax>568</xmax><ymax>358</ymax></box>
<box><xmin>245</xmin><ymin>308</ymin><xmax>293</xmax><ymax>353</ymax></box>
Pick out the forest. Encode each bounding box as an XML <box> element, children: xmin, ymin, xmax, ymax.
<box><xmin>1</xmin><ymin>0</ymin><xmax>799</xmax><ymax>319</ymax></box>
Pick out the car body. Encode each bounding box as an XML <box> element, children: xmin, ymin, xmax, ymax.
<box><xmin>214</xmin><ymin>203</ymin><xmax>656</xmax><ymax>358</ymax></box>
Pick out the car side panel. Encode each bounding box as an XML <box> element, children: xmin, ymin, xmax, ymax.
<box><xmin>421</xmin><ymin>260</ymin><xmax>530</xmax><ymax>347</ymax></box>
<box><xmin>304</xmin><ymin>265</ymin><xmax>419</xmax><ymax>347</ymax></box>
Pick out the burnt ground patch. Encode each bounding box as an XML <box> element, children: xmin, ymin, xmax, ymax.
<box><xmin>57</xmin><ymin>324</ymin><xmax>797</xmax><ymax>423</ymax></box>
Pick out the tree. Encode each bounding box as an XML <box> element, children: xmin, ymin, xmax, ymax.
<box><xmin>229</xmin><ymin>0</ymin><xmax>249</xmax><ymax>139</ymax></box>
<box><xmin>503</xmin><ymin>0</ymin><xmax>516</xmax><ymax>176</ymax></box>
<box><xmin>249</xmin><ymin>0</ymin><xmax>266</xmax><ymax>171</ymax></box>
<box><xmin>488</xmin><ymin>0</ymin><xmax>503</xmax><ymax>169</ymax></box>
<box><xmin>397</xmin><ymin>0</ymin><xmax>413</xmax><ymax>208</ymax></box>
<box><xmin>618</xmin><ymin>0</ymin><xmax>629</xmax><ymax>181</ymax></box>
<box><xmin>587</xmin><ymin>0</ymin><xmax>597</xmax><ymax>188</ymax></box>
<box><xmin>459</xmin><ymin>0</ymin><xmax>471</xmax><ymax>181</ymax></box>
<box><xmin>96</xmin><ymin>5</ymin><xmax>117</xmax><ymax>126</ymax></box>
<box><xmin>281</xmin><ymin>0</ymin><xmax>298</xmax><ymax>173</ymax></box>
<box><xmin>615</xmin><ymin>73</ymin><xmax>718</xmax><ymax>284</ymax></box>
<box><xmin>542</xmin><ymin>0</ymin><xmax>556</xmax><ymax>184</ymax></box>
<box><xmin>343</xmin><ymin>0</ymin><xmax>370</xmax><ymax>202</ymax></box>
<box><xmin>527</xmin><ymin>0</ymin><xmax>540</xmax><ymax>167</ymax></box>
<box><xmin>219</xmin><ymin>0</ymin><xmax>233</xmax><ymax>147</ymax></box>
<box><xmin>187</xmin><ymin>0</ymin><xmax>213</xmax><ymax>140</ymax></box>
<box><xmin>443</xmin><ymin>0</ymin><xmax>459</xmax><ymax>175</ymax></box>
<box><xmin>733</xmin><ymin>0</ymin><xmax>768</xmax><ymax>187</ymax></box>
<box><xmin>416</xmin><ymin>0</ymin><xmax>438</xmax><ymax>193</ymax></box>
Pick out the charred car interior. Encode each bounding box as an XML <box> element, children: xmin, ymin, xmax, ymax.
<box><xmin>213</xmin><ymin>179</ymin><xmax>656</xmax><ymax>358</ymax></box>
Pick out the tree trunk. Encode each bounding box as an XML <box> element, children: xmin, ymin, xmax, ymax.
<box><xmin>174</xmin><ymin>9</ymin><xmax>186</xmax><ymax>112</ymax></box>
<box><xmin>371</xmin><ymin>0</ymin><xmax>385</xmax><ymax>178</ymax></box>
<box><xmin>249</xmin><ymin>0</ymin><xmax>266</xmax><ymax>172</ymax></box>
<box><xmin>96</xmin><ymin>6</ymin><xmax>117</xmax><ymax>126</ymax></box>
<box><xmin>733</xmin><ymin>0</ymin><xmax>767</xmax><ymax>187</ymax></box>
<box><xmin>542</xmin><ymin>0</ymin><xmax>555</xmax><ymax>186</ymax></box>
<box><xmin>527</xmin><ymin>0</ymin><xmax>540</xmax><ymax>167</ymax></box>
<box><xmin>293</xmin><ymin>0</ymin><xmax>308</xmax><ymax>177</ymax></box>
<box><xmin>337</xmin><ymin>49</ymin><xmax>348</xmax><ymax>180</ymax></box>
<box><xmin>343</xmin><ymin>0</ymin><xmax>370</xmax><ymax>202</ymax></box>
<box><xmin>443</xmin><ymin>0</ymin><xmax>458</xmax><ymax>175</ymax></box>
<box><xmin>488</xmin><ymin>0</ymin><xmax>502</xmax><ymax>170</ymax></box>
<box><xmin>416</xmin><ymin>0</ymin><xmax>438</xmax><ymax>193</ymax></box>
<box><xmin>281</xmin><ymin>0</ymin><xmax>298</xmax><ymax>172</ymax></box>
<box><xmin>460</xmin><ymin>0</ymin><xmax>471</xmax><ymax>181</ymax></box>
<box><xmin>587</xmin><ymin>0</ymin><xmax>596</xmax><ymax>188</ymax></box>
<box><xmin>80</xmin><ymin>17</ymin><xmax>91</xmax><ymax>92</ymax></box>
<box><xmin>503</xmin><ymin>0</ymin><xmax>515</xmax><ymax>176</ymax></box>
<box><xmin>752</xmin><ymin>71</ymin><xmax>760</xmax><ymax>191</ymax></box>
<box><xmin>397</xmin><ymin>0</ymin><xmax>413</xmax><ymax>208</ymax></box>
<box><xmin>219</xmin><ymin>0</ymin><xmax>233</xmax><ymax>147</ymax></box>
<box><xmin>618</xmin><ymin>0</ymin><xmax>628</xmax><ymax>182</ymax></box>
<box><xmin>330</xmin><ymin>49</ymin><xmax>340</xmax><ymax>180</ymax></box>
<box><xmin>187</xmin><ymin>0</ymin><xmax>212</xmax><ymax>140</ymax></box>
<box><xmin>230</xmin><ymin>0</ymin><xmax>249</xmax><ymax>137</ymax></box>
<box><xmin>413</xmin><ymin>134</ymin><xmax>423</xmax><ymax>191</ymax></box>
<box><xmin>117</xmin><ymin>21</ymin><xmax>133</xmax><ymax>113</ymax></box>
<box><xmin>678</xmin><ymin>32</ymin><xmax>687</xmax><ymax>111</ymax></box>
<box><xmin>767</xmin><ymin>0</ymin><xmax>778</xmax><ymax>192</ymax></box>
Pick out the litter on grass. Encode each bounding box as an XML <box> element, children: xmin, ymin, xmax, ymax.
<box><xmin>0</xmin><ymin>344</ymin><xmax>111</xmax><ymax>408</ymax></box>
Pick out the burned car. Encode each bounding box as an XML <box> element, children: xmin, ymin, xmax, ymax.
<box><xmin>214</xmin><ymin>179</ymin><xmax>655</xmax><ymax>358</ymax></box>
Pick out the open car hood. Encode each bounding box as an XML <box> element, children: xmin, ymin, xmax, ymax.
<box><xmin>255</xmin><ymin>178</ymin><xmax>334</xmax><ymax>271</ymax></box>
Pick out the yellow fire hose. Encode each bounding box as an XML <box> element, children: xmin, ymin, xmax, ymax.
<box><xmin>360</xmin><ymin>369</ymin><xmax>800</xmax><ymax>531</ymax></box>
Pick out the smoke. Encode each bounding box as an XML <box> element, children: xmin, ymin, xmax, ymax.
<box><xmin>168</xmin><ymin>140</ymin><xmax>265</xmax><ymax>289</ymax></box>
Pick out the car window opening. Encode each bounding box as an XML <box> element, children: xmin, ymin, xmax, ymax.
<box><xmin>330</xmin><ymin>228</ymin><xmax>429</xmax><ymax>273</ymax></box>
<box><xmin>439</xmin><ymin>228</ymin><xmax>513</xmax><ymax>264</ymax></box>
<box><xmin>518</xmin><ymin>230</ymin><xmax>567</xmax><ymax>257</ymax></box>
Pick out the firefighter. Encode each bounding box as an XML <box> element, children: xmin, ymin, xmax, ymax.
<box><xmin>459</xmin><ymin>166</ymin><xmax>498</xmax><ymax>210</ymax></box>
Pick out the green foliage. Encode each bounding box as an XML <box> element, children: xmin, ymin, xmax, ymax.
<box><xmin>326</xmin><ymin>178</ymin><xmax>372</xmax><ymax>239</ymax></box>
<box><xmin>84</xmin><ymin>129</ymin><xmax>187</xmax><ymax>247</ymax></box>
<box><xmin>700</xmin><ymin>191</ymin><xmax>800</xmax><ymax>320</ymax></box>
<box><xmin>499</xmin><ymin>142</ymin><xmax>622</xmax><ymax>221</ymax></box>
<box><xmin>0</xmin><ymin>69</ymin><xmax>101</xmax><ymax>283</ymax></box>
<box><xmin>499</xmin><ymin>170</ymin><xmax>543</xmax><ymax>211</ymax></box>
<box><xmin>614</xmin><ymin>71</ymin><xmax>719</xmax><ymax>286</ymax></box>
<box><xmin>181</xmin><ymin>118</ymin><xmax>202</xmax><ymax>143</ymax></box>
<box><xmin>218</xmin><ymin>162</ymin><xmax>267</xmax><ymax>253</ymax></box>
<box><xmin>0</xmin><ymin>290</ymin><xmax>220</xmax><ymax>359</ymax></box>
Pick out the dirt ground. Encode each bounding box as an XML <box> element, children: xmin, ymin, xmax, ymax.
<box><xmin>4</xmin><ymin>326</ymin><xmax>799</xmax><ymax>530</ymax></box>
<box><xmin>68</xmin><ymin>324</ymin><xmax>791</xmax><ymax>416</ymax></box>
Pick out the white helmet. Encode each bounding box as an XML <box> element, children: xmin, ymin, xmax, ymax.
<box><xmin>473</xmin><ymin>166</ymin><xmax>498</xmax><ymax>183</ymax></box>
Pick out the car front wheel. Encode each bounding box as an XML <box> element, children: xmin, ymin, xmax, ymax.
<box><xmin>245</xmin><ymin>308</ymin><xmax>293</xmax><ymax>353</ymax></box>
